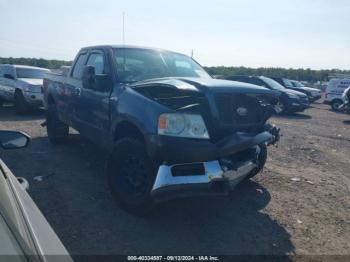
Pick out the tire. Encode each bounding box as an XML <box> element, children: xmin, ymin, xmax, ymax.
<box><xmin>331</xmin><ymin>99</ymin><xmax>343</xmax><ymax>111</ymax></box>
<box><xmin>274</xmin><ymin>99</ymin><xmax>287</xmax><ymax>115</ymax></box>
<box><xmin>107</xmin><ymin>137</ymin><xmax>156</xmax><ymax>215</ymax></box>
<box><xmin>245</xmin><ymin>144</ymin><xmax>268</xmax><ymax>180</ymax></box>
<box><xmin>14</xmin><ymin>90</ymin><xmax>30</xmax><ymax>114</ymax></box>
<box><xmin>46</xmin><ymin>104</ymin><xmax>69</xmax><ymax>144</ymax></box>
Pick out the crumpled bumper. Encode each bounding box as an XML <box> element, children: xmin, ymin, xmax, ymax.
<box><xmin>151</xmin><ymin>158</ymin><xmax>257</xmax><ymax>202</ymax></box>
<box><xmin>149</xmin><ymin>124</ymin><xmax>280</xmax><ymax>202</ymax></box>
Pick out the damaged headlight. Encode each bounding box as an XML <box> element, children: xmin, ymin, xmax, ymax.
<box><xmin>158</xmin><ymin>113</ymin><xmax>210</xmax><ymax>139</ymax></box>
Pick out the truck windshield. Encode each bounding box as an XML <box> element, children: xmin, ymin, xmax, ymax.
<box><xmin>16</xmin><ymin>68</ymin><xmax>48</xmax><ymax>79</ymax></box>
<box><xmin>113</xmin><ymin>48</ymin><xmax>211</xmax><ymax>83</ymax></box>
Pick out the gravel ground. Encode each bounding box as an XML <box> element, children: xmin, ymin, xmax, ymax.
<box><xmin>0</xmin><ymin>101</ymin><xmax>349</xmax><ymax>257</ymax></box>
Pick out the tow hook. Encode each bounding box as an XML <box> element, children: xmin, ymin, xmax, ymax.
<box><xmin>265</xmin><ymin>124</ymin><xmax>281</xmax><ymax>146</ymax></box>
<box><xmin>40</xmin><ymin>121</ymin><xmax>47</xmax><ymax>127</ymax></box>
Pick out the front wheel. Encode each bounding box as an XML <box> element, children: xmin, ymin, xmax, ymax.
<box><xmin>331</xmin><ymin>99</ymin><xmax>343</xmax><ymax>111</ymax></box>
<box><xmin>46</xmin><ymin>104</ymin><xmax>69</xmax><ymax>144</ymax></box>
<box><xmin>245</xmin><ymin>144</ymin><xmax>268</xmax><ymax>180</ymax></box>
<box><xmin>107</xmin><ymin>137</ymin><xmax>156</xmax><ymax>215</ymax></box>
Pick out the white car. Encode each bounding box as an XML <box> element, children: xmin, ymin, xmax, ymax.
<box><xmin>0</xmin><ymin>131</ymin><xmax>71</xmax><ymax>261</ymax></box>
<box><xmin>0</xmin><ymin>64</ymin><xmax>50</xmax><ymax>114</ymax></box>
<box><xmin>324</xmin><ymin>78</ymin><xmax>350</xmax><ymax>110</ymax></box>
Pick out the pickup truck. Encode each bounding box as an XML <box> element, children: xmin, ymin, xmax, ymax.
<box><xmin>43</xmin><ymin>45</ymin><xmax>280</xmax><ymax>215</ymax></box>
<box><xmin>0</xmin><ymin>64</ymin><xmax>50</xmax><ymax>113</ymax></box>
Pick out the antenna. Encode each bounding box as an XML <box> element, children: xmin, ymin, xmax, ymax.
<box><xmin>122</xmin><ymin>12</ymin><xmax>125</xmax><ymax>45</ymax></box>
<box><xmin>191</xmin><ymin>49</ymin><xmax>194</xmax><ymax>58</ymax></box>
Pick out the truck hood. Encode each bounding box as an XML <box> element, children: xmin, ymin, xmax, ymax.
<box><xmin>18</xmin><ymin>78</ymin><xmax>43</xmax><ymax>86</ymax></box>
<box><xmin>131</xmin><ymin>77</ymin><xmax>278</xmax><ymax>96</ymax></box>
<box><xmin>131</xmin><ymin>77</ymin><xmax>279</xmax><ymax>111</ymax></box>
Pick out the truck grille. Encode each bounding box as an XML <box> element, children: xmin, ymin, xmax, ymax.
<box><xmin>215</xmin><ymin>94</ymin><xmax>265</xmax><ymax>130</ymax></box>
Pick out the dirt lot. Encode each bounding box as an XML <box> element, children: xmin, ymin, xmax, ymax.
<box><xmin>0</xmin><ymin>102</ymin><xmax>349</xmax><ymax>256</ymax></box>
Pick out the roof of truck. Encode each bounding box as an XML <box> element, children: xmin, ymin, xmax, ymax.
<box><xmin>81</xmin><ymin>45</ymin><xmax>182</xmax><ymax>54</ymax></box>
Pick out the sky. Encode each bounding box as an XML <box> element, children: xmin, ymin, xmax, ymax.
<box><xmin>0</xmin><ymin>0</ymin><xmax>349</xmax><ymax>69</ymax></box>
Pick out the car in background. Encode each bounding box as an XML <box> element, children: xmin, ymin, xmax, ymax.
<box><xmin>271</xmin><ymin>77</ymin><xmax>322</xmax><ymax>102</ymax></box>
<box><xmin>225</xmin><ymin>75</ymin><xmax>309</xmax><ymax>114</ymax></box>
<box><xmin>324</xmin><ymin>78</ymin><xmax>350</xmax><ymax>111</ymax></box>
<box><xmin>0</xmin><ymin>130</ymin><xmax>71</xmax><ymax>261</ymax></box>
<box><xmin>339</xmin><ymin>86</ymin><xmax>350</xmax><ymax>113</ymax></box>
<box><xmin>0</xmin><ymin>64</ymin><xmax>50</xmax><ymax>114</ymax></box>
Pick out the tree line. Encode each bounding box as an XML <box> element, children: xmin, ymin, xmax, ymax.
<box><xmin>204</xmin><ymin>66</ymin><xmax>350</xmax><ymax>82</ymax></box>
<box><xmin>1</xmin><ymin>56</ymin><xmax>349</xmax><ymax>82</ymax></box>
<box><xmin>0</xmin><ymin>57</ymin><xmax>71</xmax><ymax>70</ymax></box>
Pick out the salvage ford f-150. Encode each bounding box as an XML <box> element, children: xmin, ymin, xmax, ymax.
<box><xmin>43</xmin><ymin>45</ymin><xmax>280</xmax><ymax>215</ymax></box>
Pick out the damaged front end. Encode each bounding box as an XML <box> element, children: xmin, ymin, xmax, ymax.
<box><xmin>130</xmin><ymin>78</ymin><xmax>281</xmax><ymax>201</ymax></box>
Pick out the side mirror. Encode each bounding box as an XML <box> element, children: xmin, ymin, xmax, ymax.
<box><xmin>95</xmin><ymin>74</ymin><xmax>113</xmax><ymax>92</ymax></box>
<box><xmin>0</xmin><ymin>131</ymin><xmax>30</xmax><ymax>150</ymax></box>
<box><xmin>82</xmin><ymin>65</ymin><xmax>96</xmax><ymax>90</ymax></box>
<box><xmin>4</xmin><ymin>74</ymin><xmax>15</xmax><ymax>80</ymax></box>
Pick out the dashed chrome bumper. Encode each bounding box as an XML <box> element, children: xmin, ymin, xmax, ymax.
<box><xmin>151</xmin><ymin>155</ymin><xmax>257</xmax><ymax>202</ymax></box>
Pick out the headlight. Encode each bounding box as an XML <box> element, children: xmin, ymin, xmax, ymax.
<box><xmin>158</xmin><ymin>113</ymin><xmax>210</xmax><ymax>139</ymax></box>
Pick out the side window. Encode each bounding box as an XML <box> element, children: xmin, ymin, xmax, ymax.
<box><xmin>0</xmin><ymin>66</ymin><xmax>3</xmax><ymax>77</ymax></box>
<box><xmin>71</xmin><ymin>53</ymin><xmax>88</xmax><ymax>79</ymax></box>
<box><xmin>86</xmin><ymin>53</ymin><xmax>105</xmax><ymax>75</ymax></box>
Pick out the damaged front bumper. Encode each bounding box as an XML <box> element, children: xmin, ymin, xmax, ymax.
<box><xmin>151</xmin><ymin>157</ymin><xmax>257</xmax><ymax>202</ymax></box>
<box><xmin>150</xmin><ymin>124</ymin><xmax>280</xmax><ymax>202</ymax></box>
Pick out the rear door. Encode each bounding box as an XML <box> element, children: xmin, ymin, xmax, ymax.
<box><xmin>73</xmin><ymin>49</ymin><xmax>111</xmax><ymax>144</ymax></box>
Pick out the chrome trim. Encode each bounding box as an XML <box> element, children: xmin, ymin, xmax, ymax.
<box><xmin>152</xmin><ymin>160</ymin><xmax>257</xmax><ymax>193</ymax></box>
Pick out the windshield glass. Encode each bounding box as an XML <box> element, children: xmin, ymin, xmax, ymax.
<box><xmin>16</xmin><ymin>68</ymin><xmax>48</xmax><ymax>79</ymax></box>
<box><xmin>113</xmin><ymin>48</ymin><xmax>211</xmax><ymax>83</ymax></box>
<box><xmin>292</xmin><ymin>81</ymin><xmax>304</xmax><ymax>87</ymax></box>
<box><xmin>260</xmin><ymin>76</ymin><xmax>286</xmax><ymax>90</ymax></box>
<box><xmin>283</xmin><ymin>79</ymin><xmax>294</xmax><ymax>88</ymax></box>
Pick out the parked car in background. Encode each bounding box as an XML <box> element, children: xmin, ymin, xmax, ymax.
<box><xmin>339</xmin><ymin>86</ymin><xmax>350</xmax><ymax>113</ymax></box>
<box><xmin>43</xmin><ymin>45</ymin><xmax>280</xmax><ymax>215</ymax></box>
<box><xmin>271</xmin><ymin>77</ymin><xmax>322</xmax><ymax>102</ymax></box>
<box><xmin>0</xmin><ymin>64</ymin><xmax>50</xmax><ymax>114</ymax></box>
<box><xmin>0</xmin><ymin>130</ymin><xmax>71</xmax><ymax>261</ymax></box>
<box><xmin>324</xmin><ymin>78</ymin><xmax>350</xmax><ymax>111</ymax></box>
<box><xmin>225</xmin><ymin>75</ymin><xmax>309</xmax><ymax>114</ymax></box>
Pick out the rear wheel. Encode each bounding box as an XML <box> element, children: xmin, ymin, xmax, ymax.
<box><xmin>107</xmin><ymin>137</ymin><xmax>156</xmax><ymax>215</ymax></box>
<box><xmin>14</xmin><ymin>90</ymin><xmax>30</xmax><ymax>114</ymax></box>
<box><xmin>245</xmin><ymin>144</ymin><xmax>267</xmax><ymax>180</ymax></box>
<box><xmin>46</xmin><ymin>104</ymin><xmax>69</xmax><ymax>144</ymax></box>
<box><xmin>331</xmin><ymin>99</ymin><xmax>343</xmax><ymax>111</ymax></box>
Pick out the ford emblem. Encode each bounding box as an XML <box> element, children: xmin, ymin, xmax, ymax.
<box><xmin>236</xmin><ymin>107</ymin><xmax>248</xmax><ymax>116</ymax></box>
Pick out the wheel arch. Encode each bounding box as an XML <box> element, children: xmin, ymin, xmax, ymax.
<box><xmin>113</xmin><ymin>120</ymin><xmax>146</xmax><ymax>144</ymax></box>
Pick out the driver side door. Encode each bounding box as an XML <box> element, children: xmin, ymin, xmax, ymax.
<box><xmin>74</xmin><ymin>50</ymin><xmax>111</xmax><ymax>145</ymax></box>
